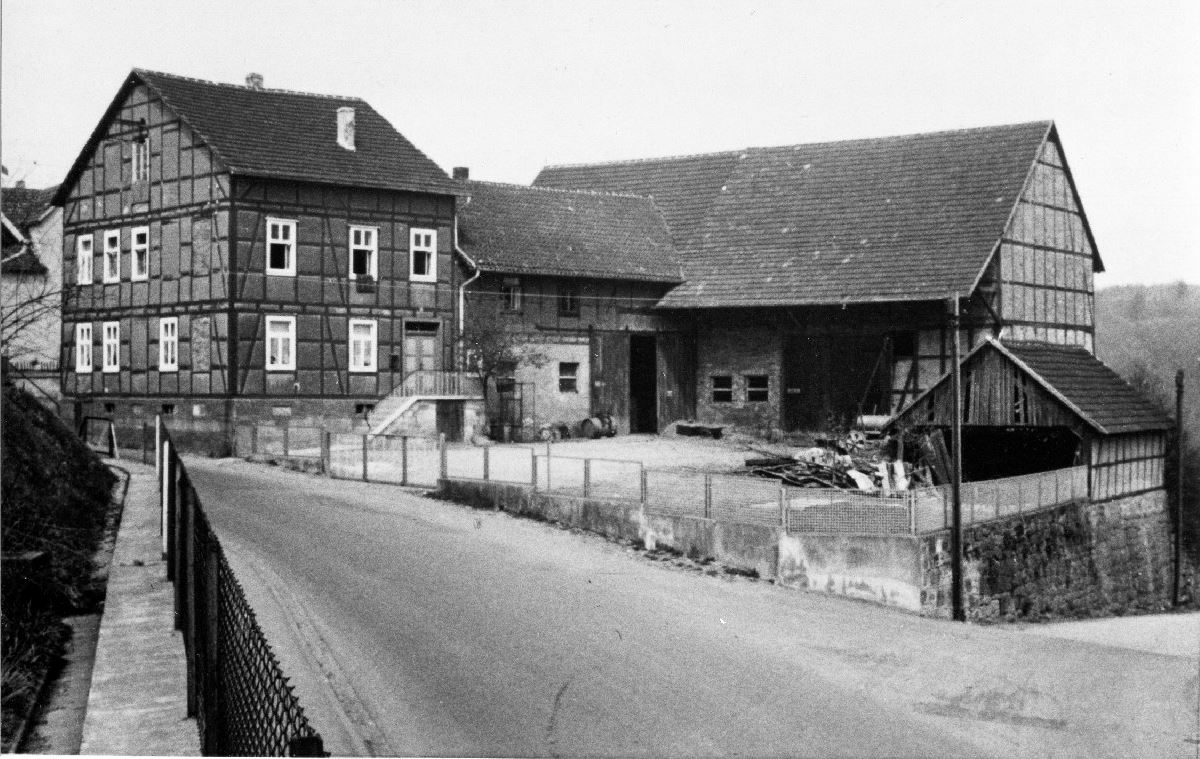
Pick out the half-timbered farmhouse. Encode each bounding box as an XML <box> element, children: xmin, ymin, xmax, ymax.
<box><xmin>54</xmin><ymin>70</ymin><xmax>477</xmax><ymax>450</ymax></box>
<box><xmin>535</xmin><ymin>121</ymin><xmax>1099</xmax><ymax>433</ymax></box>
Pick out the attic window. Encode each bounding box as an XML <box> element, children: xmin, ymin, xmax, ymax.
<box><xmin>267</xmin><ymin>218</ymin><xmax>296</xmax><ymax>276</ymax></box>
<box><xmin>132</xmin><ymin>135</ymin><xmax>150</xmax><ymax>182</ymax></box>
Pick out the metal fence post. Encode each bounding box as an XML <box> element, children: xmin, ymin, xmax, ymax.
<box><xmin>203</xmin><ymin>540</ymin><xmax>222</xmax><ymax>755</ymax></box>
<box><xmin>362</xmin><ymin>435</ymin><xmax>369</xmax><ymax>482</ymax></box>
<box><xmin>161</xmin><ymin>437</ymin><xmax>170</xmax><ymax>558</ymax></box>
<box><xmin>704</xmin><ymin>474</ymin><xmax>712</xmax><ymax>520</ymax></box>
<box><xmin>401</xmin><ymin>436</ymin><xmax>409</xmax><ymax>486</ymax></box>
<box><xmin>439</xmin><ymin>433</ymin><xmax>447</xmax><ymax>480</ymax></box>
<box><xmin>321</xmin><ymin>431</ymin><xmax>331</xmax><ymax>476</ymax></box>
<box><xmin>546</xmin><ymin>443</ymin><xmax>552</xmax><ymax>492</ymax></box>
<box><xmin>250</xmin><ymin>424</ymin><xmax>259</xmax><ymax>455</ymax></box>
<box><xmin>484</xmin><ymin>446</ymin><xmax>491</xmax><ymax>481</ymax></box>
<box><xmin>583</xmin><ymin>459</ymin><xmax>591</xmax><ymax>497</ymax></box>
<box><xmin>640</xmin><ymin>464</ymin><xmax>647</xmax><ymax>504</ymax></box>
<box><xmin>779</xmin><ymin>481</ymin><xmax>787</xmax><ymax>529</ymax></box>
<box><xmin>908</xmin><ymin>492</ymin><xmax>916</xmax><ymax>534</ymax></box>
<box><xmin>283</xmin><ymin>423</ymin><xmax>290</xmax><ymax>458</ymax></box>
<box><xmin>531</xmin><ymin>449</ymin><xmax>538</xmax><ymax>489</ymax></box>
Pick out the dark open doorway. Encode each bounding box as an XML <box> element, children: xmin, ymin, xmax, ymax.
<box><xmin>629</xmin><ymin>334</ymin><xmax>658</xmax><ymax>433</ymax></box>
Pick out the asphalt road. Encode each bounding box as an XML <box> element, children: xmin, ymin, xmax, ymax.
<box><xmin>185</xmin><ymin>458</ymin><xmax>1198</xmax><ymax>758</ymax></box>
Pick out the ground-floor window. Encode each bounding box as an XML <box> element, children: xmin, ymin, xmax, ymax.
<box><xmin>349</xmin><ymin>319</ymin><xmax>377</xmax><ymax>372</ymax></box>
<box><xmin>266</xmin><ymin>315</ymin><xmax>296</xmax><ymax>370</ymax></box>
<box><xmin>745</xmin><ymin>374</ymin><xmax>769</xmax><ymax>402</ymax></box>
<box><xmin>558</xmin><ymin>362</ymin><xmax>579</xmax><ymax>393</ymax></box>
<box><xmin>711</xmin><ymin>375</ymin><xmax>732</xmax><ymax>403</ymax></box>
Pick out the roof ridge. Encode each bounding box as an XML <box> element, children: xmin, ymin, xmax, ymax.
<box><xmin>463</xmin><ymin>179</ymin><xmax>653</xmax><ymax>201</ymax></box>
<box><xmin>542</xmin><ymin>121</ymin><xmax>1054</xmax><ymax>171</ymax></box>
<box><xmin>542</xmin><ymin>148</ymin><xmax>747</xmax><ymax>171</ymax></box>
<box><xmin>134</xmin><ymin>68</ymin><xmax>365</xmax><ymax>102</ymax></box>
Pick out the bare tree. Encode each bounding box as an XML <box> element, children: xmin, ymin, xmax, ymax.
<box><xmin>460</xmin><ymin>301</ymin><xmax>547</xmax><ymax>408</ymax></box>
<box><xmin>0</xmin><ymin>268</ymin><xmax>67</xmax><ymax>364</ymax></box>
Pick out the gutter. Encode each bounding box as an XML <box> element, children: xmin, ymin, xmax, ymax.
<box><xmin>453</xmin><ymin>216</ymin><xmax>481</xmax><ymax>368</ymax></box>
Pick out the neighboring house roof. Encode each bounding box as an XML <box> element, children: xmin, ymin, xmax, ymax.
<box><xmin>536</xmin><ymin>121</ymin><xmax>1088</xmax><ymax>309</ymax></box>
<box><xmin>891</xmin><ymin>338</ymin><xmax>1171</xmax><ymax>435</ymax></box>
<box><xmin>53</xmin><ymin>69</ymin><xmax>453</xmax><ymax>205</ymax></box>
<box><xmin>1</xmin><ymin>248</ymin><xmax>48</xmax><ymax>275</ymax></box>
<box><xmin>2</xmin><ymin>186</ymin><xmax>58</xmax><ymax>230</ymax></box>
<box><xmin>455</xmin><ymin>180</ymin><xmax>682</xmax><ymax>283</ymax></box>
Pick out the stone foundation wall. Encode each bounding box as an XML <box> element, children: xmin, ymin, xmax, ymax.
<box><xmin>920</xmin><ymin>490</ymin><xmax>1191</xmax><ymax>621</ymax></box>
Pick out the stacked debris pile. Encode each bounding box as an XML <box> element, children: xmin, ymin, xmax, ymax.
<box><xmin>745</xmin><ymin>430</ymin><xmax>936</xmax><ymax>491</ymax></box>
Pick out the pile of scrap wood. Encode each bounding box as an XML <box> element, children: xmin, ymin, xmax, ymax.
<box><xmin>744</xmin><ymin>429</ymin><xmax>949</xmax><ymax>492</ymax></box>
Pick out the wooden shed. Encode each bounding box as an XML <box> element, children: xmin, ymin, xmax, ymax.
<box><xmin>889</xmin><ymin>338</ymin><xmax>1171</xmax><ymax>501</ymax></box>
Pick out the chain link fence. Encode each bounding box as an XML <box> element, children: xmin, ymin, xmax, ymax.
<box><xmin>160</xmin><ymin>422</ymin><xmax>326</xmax><ymax>756</ymax></box>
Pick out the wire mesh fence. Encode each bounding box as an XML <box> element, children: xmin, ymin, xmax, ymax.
<box><xmin>160</xmin><ymin>422</ymin><xmax>325</xmax><ymax>756</ymax></box>
<box><xmin>912</xmin><ymin>465</ymin><xmax>1089</xmax><ymax>533</ymax></box>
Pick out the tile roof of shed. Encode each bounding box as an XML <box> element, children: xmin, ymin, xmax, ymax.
<box><xmin>891</xmin><ymin>338</ymin><xmax>1171</xmax><ymax>435</ymax></box>
<box><xmin>456</xmin><ymin>181</ymin><xmax>682</xmax><ymax>282</ymax></box>
<box><xmin>54</xmin><ymin>70</ymin><xmax>453</xmax><ymax>205</ymax></box>
<box><xmin>535</xmin><ymin>121</ymin><xmax>1056</xmax><ymax>309</ymax></box>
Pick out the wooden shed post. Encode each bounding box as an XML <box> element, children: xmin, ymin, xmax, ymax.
<box><xmin>948</xmin><ymin>294</ymin><xmax>965</xmax><ymax>623</ymax></box>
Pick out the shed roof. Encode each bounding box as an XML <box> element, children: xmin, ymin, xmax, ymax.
<box><xmin>891</xmin><ymin>338</ymin><xmax>1171</xmax><ymax>435</ymax></box>
<box><xmin>456</xmin><ymin>180</ymin><xmax>682</xmax><ymax>283</ymax></box>
<box><xmin>53</xmin><ymin>70</ymin><xmax>453</xmax><ymax>205</ymax></box>
<box><xmin>536</xmin><ymin>121</ymin><xmax>1077</xmax><ymax>309</ymax></box>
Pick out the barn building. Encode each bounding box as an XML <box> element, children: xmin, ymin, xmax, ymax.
<box><xmin>535</xmin><ymin>121</ymin><xmax>1101</xmax><ymax>434</ymax></box>
<box><xmin>54</xmin><ymin>70</ymin><xmax>478</xmax><ymax>450</ymax></box>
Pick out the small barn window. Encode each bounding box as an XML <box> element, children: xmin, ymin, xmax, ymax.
<box><xmin>410</xmin><ymin>228</ymin><xmax>436</xmax><ymax>282</ymax></box>
<box><xmin>558</xmin><ymin>362</ymin><xmax>579</xmax><ymax>393</ymax></box>
<box><xmin>131</xmin><ymin>226</ymin><xmax>149</xmax><ymax>281</ymax></box>
<box><xmin>102</xmin><ymin>230</ymin><xmax>120</xmax><ymax>283</ymax></box>
<box><xmin>745</xmin><ymin>375</ymin><xmax>769</xmax><ymax>402</ymax></box>
<box><xmin>267</xmin><ymin>218</ymin><xmax>297</xmax><ymax>276</ymax></box>
<box><xmin>711</xmin><ymin>375</ymin><xmax>733</xmax><ymax>403</ymax></box>
<box><xmin>265</xmin><ymin>315</ymin><xmax>296</xmax><ymax>370</ymax></box>
<box><xmin>349</xmin><ymin>225</ymin><xmax>377</xmax><ymax>280</ymax></box>
<box><xmin>102</xmin><ymin>321</ymin><xmax>120</xmax><ymax>373</ymax></box>
<box><xmin>349</xmin><ymin>319</ymin><xmax>377</xmax><ymax>372</ymax></box>
<box><xmin>76</xmin><ymin>235</ymin><xmax>93</xmax><ymax>285</ymax></box>
<box><xmin>75</xmin><ymin>324</ymin><xmax>93</xmax><ymax>373</ymax></box>
<box><xmin>501</xmin><ymin>277</ymin><xmax>522</xmax><ymax>311</ymax></box>
<box><xmin>159</xmin><ymin>317</ymin><xmax>178</xmax><ymax>372</ymax></box>
<box><xmin>557</xmin><ymin>283</ymin><xmax>580</xmax><ymax>317</ymax></box>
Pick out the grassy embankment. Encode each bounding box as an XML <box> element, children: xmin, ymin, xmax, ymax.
<box><xmin>1</xmin><ymin>386</ymin><xmax>116</xmax><ymax>749</ymax></box>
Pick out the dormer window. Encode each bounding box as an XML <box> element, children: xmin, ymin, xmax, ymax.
<box><xmin>409</xmin><ymin>228</ymin><xmax>436</xmax><ymax>282</ymax></box>
<box><xmin>266</xmin><ymin>218</ymin><xmax>296</xmax><ymax>275</ymax></box>
<box><xmin>337</xmin><ymin>107</ymin><xmax>356</xmax><ymax>151</ymax></box>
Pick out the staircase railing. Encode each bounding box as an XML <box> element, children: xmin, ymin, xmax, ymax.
<box><xmin>392</xmin><ymin>370</ymin><xmax>483</xmax><ymax>398</ymax></box>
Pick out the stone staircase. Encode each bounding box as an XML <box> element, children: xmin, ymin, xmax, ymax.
<box><xmin>368</xmin><ymin>370</ymin><xmax>484</xmax><ymax>436</ymax></box>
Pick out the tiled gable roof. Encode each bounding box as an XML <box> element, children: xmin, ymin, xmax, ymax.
<box><xmin>1000</xmin><ymin>341</ymin><xmax>1171</xmax><ymax>435</ymax></box>
<box><xmin>535</xmin><ymin>151</ymin><xmax>741</xmax><ymax>250</ymax></box>
<box><xmin>537</xmin><ymin>122</ymin><xmax>1055</xmax><ymax>308</ymax></box>
<box><xmin>1</xmin><ymin>247</ymin><xmax>48</xmax><ymax>275</ymax></box>
<box><xmin>456</xmin><ymin>181</ymin><xmax>681</xmax><ymax>283</ymax></box>
<box><xmin>54</xmin><ymin>70</ymin><xmax>453</xmax><ymax>205</ymax></box>
<box><xmin>2</xmin><ymin>186</ymin><xmax>58</xmax><ymax>231</ymax></box>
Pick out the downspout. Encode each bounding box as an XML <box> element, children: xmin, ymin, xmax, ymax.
<box><xmin>454</xmin><ymin>216</ymin><xmax>481</xmax><ymax>371</ymax></box>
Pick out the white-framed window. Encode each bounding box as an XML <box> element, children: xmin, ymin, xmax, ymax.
<box><xmin>266</xmin><ymin>218</ymin><xmax>297</xmax><ymax>276</ymax></box>
<box><xmin>558</xmin><ymin>362</ymin><xmax>579</xmax><ymax>393</ymax></box>
<box><xmin>102</xmin><ymin>230</ymin><xmax>121</xmax><ymax>283</ymax></box>
<box><xmin>348</xmin><ymin>319</ymin><xmax>377</xmax><ymax>372</ymax></box>
<box><xmin>132</xmin><ymin>137</ymin><xmax>150</xmax><ymax>182</ymax></box>
<box><xmin>409</xmin><ymin>227</ymin><xmax>436</xmax><ymax>282</ymax></box>
<box><xmin>74</xmin><ymin>323</ymin><xmax>93</xmax><ymax>373</ymax></box>
<box><xmin>159</xmin><ymin>317</ymin><xmax>178</xmax><ymax>372</ymax></box>
<box><xmin>265</xmin><ymin>315</ymin><xmax>296</xmax><ymax>370</ymax></box>
<box><xmin>349</xmin><ymin>225</ymin><xmax>377</xmax><ymax>280</ymax></box>
<box><xmin>131</xmin><ymin>226</ymin><xmax>149</xmax><ymax>281</ymax></box>
<box><xmin>102</xmin><ymin>321</ymin><xmax>120</xmax><ymax>373</ymax></box>
<box><xmin>76</xmin><ymin>235</ymin><xmax>93</xmax><ymax>285</ymax></box>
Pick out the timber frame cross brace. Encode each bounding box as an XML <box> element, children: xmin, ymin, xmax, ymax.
<box><xmin>969</xmin><ymin>288</ymin><xmax>1004</xmax><ymax>337</ymax></box>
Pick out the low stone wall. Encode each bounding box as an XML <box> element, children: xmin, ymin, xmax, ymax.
<box><xmin>920</xmin><ymin>490</ymin><xmax>1182</xmax><ymax>621</ymax></box>
<box><xmin>778</xmin><ymin>534</ymin><xmax>922</xmax><ymax>611</ymax></box>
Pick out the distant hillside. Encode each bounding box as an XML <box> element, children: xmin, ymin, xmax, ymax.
<box><xmin>1095</xmin><ymin>282</ymin><xmax>1200</xmax><ymax>437</ymax></box>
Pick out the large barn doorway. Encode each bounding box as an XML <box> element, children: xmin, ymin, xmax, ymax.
<box><xmin>629</xmin><ymin>334</ymin><xmax>658</xmax><ymax>433</ymax></box>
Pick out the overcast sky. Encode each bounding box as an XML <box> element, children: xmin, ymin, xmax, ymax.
<box><xmin>3</xmin><ymin>1</ymin><xmax>1196</xmax><ymax>286</ymax></box>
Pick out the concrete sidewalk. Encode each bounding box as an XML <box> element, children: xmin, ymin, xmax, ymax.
<box><xmin>1020</xmin><ymin>610</ymin><xmax>1200</xmax><ymax>658</ymax></box>
<box><xmin>80</xmin><ymin>459</ymin><xmax>200</xmax><ymax>755</ymax></box>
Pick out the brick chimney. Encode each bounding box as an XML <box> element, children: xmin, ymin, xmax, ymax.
<box><xmin>452</xmin><ymin>167</ymin><xmax>469</xmax><ymax>180</ymax></box>
<box><xmin>337</xmin><ymin>107</ymin><xmax>356</xmax><ymax>151</ymax></box>
<box><xmin>245</xmin><ymin>72</ymin><xmax>264</xmax><ymax>90</ymax></box>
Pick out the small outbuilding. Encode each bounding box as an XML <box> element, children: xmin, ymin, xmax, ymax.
<box><xmin>889</xmin><ymin>338</ymin><xmax>1171</xmax><ymax>501</ymax></box>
